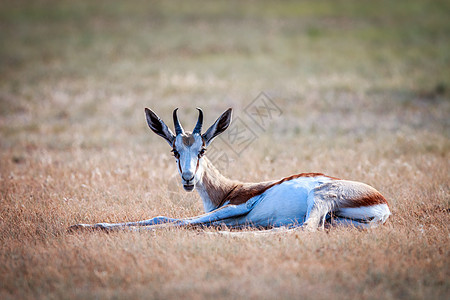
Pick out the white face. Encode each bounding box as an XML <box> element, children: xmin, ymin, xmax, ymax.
<box><xmin>145</xmin><ymin>107</ymin><xmax>232</xmax><ymax>192</ymax></box>
<box><xmin>172</xmin><ymin>133</ymin><xmax>206</xmax><ymax>191</ymax></box>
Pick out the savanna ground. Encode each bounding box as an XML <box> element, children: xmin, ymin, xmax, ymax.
<box><xmin>1</xmin><ymin>0</ymin><xmax>449</xmax><ymax>299</ymax></box>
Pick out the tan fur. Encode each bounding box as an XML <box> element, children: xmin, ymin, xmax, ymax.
<box><xmin>201</xmin><ymin>157</ymin><xmax>347</xmax><ymax>207</ymax></box>
<box><xmin>312</xmin><ymin>180</ymin><xmax>388</xmax><ymax>209</ymax></box>
<box><xmin>182</xmin><ymin>134</ymin><xmax>196</xmax><ymax>146</ymax></box>
<box><xmin>227</xmin><ymin>173</ymin><xmax>341</xmax><ymax>205</ymax></box>
<box><xmin>200</xmin><ymin>158</ymin><xmax>241</xmax><ymax>207</ymax></box>
<box><xmin>334</xmin><ymin>180</ymin><xmax>388</xmax><ymax>208</ymax></box>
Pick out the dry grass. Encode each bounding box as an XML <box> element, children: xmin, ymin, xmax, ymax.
<box><xmin>1</xmin><ymin>0</ymin><xmax>449</xmax><ymax>299</ymax></box>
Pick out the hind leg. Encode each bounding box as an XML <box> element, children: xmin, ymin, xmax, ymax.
<box><xmin>304</xmin><ymin>181</ymin><xmax>391</xmax><ymax>231</ymax></box>
<box><xmin>303</xmin><ymin>188</ymin><xmax>337</xmax><ymax>231</ymax></box>
<box><xmin>335</xmin><ymin>205</ymin><xmax>391</xmax><ymax>228</ymax></box>
<box><xmin>328</xmin><ymin>216</ymin><xmax>371</xmax><ymax>229</ymax></box>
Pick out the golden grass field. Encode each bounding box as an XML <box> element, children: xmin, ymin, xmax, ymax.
<box><xmin>1</xmin><ymin>0</ymin><xmax>449</xmax><ymax>299</ymax></box>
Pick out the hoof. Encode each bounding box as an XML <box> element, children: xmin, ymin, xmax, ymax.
<box><xmin>93</xmin><ymin>223</ymin><xmax>113</xmax><ymax>231</ymax></box>
<box><xmin>67</xmin><ymin>224</ymin><xmax>92</xmax><ymax>233</ymax></box>
<box><xmin>302</xmin><ymin>222</ymin><xmax>318</xmax><ymax>232</ymax></box>
<box><xmin>67</xmin><ymin>223</ymin><xmax>112</xmax><ymax>233</ymax></box>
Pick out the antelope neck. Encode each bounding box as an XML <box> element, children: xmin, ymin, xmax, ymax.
<box><xmin>196</xmin><ymin>157</ymin><xmax>239</xmax><ymax>211</ymax></box>
<box><xmin>196</xmin><ymin>157</ymin><xmax>280</xmax><ymax>212</ymax></box>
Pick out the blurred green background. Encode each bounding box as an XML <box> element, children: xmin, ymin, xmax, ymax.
<box><xmin>0</xmin><ymin>0</ymin><xmax>448</xmax><ymax>151</ymax></box>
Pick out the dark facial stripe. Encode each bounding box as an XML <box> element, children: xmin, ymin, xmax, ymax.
<box><xmin>178</xmin><ymin>159</ymin><xmax>182</xmax><ymax>174</ymax></box>
<box><xmin>177</xmin><ymin>151</ymin><xmax>200</xmax><ymax>179</ymax></box>
<box><xmin>195</xmin><ymin>156</ymin><xmax>200</xmax><ymax>174</ymax></box>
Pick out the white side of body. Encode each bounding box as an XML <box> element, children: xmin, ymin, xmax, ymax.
<box><xmin>240</xmin><ymin>176</ymin><xmax>332</xmax><ymax>227</ymax></box>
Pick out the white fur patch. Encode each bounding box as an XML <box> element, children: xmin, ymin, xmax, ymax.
<box><xmin>337</xmin><ymin>204</ymin><xmax>391</xmax><ymax>225</ymax></box>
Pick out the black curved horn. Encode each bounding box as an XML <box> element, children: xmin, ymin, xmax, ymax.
<box><xmin>193</xmin><ymin>108</ymin><xmax>203</xmax><ymax>134</ymax></box>
<box><xmin>173</xmin><ymin>108</ymin><xmax>184</xmax><ymax>135</ymax></box>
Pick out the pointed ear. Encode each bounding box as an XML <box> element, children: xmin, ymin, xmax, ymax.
<box><xmin>145</xmin><ymin>108</ymin><xmax>175</xmax><ymax>146</ymax></box>
<box><xmin>202</xmin><ymin>108</ymin><xmax>232</xmax><ymax>147</ymax></box>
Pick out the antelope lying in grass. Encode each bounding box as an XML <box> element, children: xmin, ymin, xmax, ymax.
<box><xmin>70</xmin><ymin>108</ymin><xmax>390</xmax><ymax>232</ymax></box>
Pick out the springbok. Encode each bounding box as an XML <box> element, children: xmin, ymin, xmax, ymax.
<box><xmin>70</xmin><ymin>108</ymin><xmax>390</xmax><ymax>232</ymax></box>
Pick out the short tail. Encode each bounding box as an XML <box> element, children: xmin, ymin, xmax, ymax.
<box><xmin>331</xmin><ymin>203</ymin><xmax>391</xmax><ymax>228</ymax></box>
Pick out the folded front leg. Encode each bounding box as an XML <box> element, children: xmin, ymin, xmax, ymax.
<box><xmin>68</xmin><ymin>216</ymin><xmax>180</xmax><ymax>232</ymax></box>
<box><xmin>140</xmin><ymin>203</ymin><xmax>253</xmax><ymax>229</ymax></box>
<box><xmin>183</xmin><ymin>203</ymin><xmax>252</xmax><ymax>226</ymax></box>
<box><xmin>69</xmin><ymin>202</ymin><xmax>253</xmax><ymax>232</ymax></box>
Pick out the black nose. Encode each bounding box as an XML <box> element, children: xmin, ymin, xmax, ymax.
<box><xmin>182</xmin><ymin>173</ymin><xmax>194</xmax><ymax>182</ymax></box>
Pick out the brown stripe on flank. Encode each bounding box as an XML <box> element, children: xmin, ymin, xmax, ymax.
<box><xmin>276</xmin><ymin>172</ymin><xmax>340</xmax><ymax>183</ymax></box>
<box><xmin>226</xmin><ymin>172</ymin><xmax>339</xmax><ymax>206</ymax></box>
<box><xmin>341</xmin><ymin>189</ymin><xmax>388</xmax><ymax>208</ymax></box>
<box><xmin>200</xmin><ymin>158</ymin><xmax>388</xmax><ymax>211</ymax></box>
<box><xmin>201</xmin><ymin>158</ymin><xmax>343</xmax><ymax>209</ymax></box>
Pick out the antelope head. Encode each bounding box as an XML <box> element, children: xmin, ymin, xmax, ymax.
<box><xmin>145</xmin><ymin>107</ymin><xmax>232</xmax><ymax>191</ymax></box>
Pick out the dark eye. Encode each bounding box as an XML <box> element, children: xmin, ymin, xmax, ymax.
<box><xmin>198</xmin><ymin>148</ymin><xmax>206</xmax><ymax>158</ymax></box>
<box><xmin>171</xmin><ymin>149</ymin><xmax>180</xmax><ymax>159</ymax></box>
